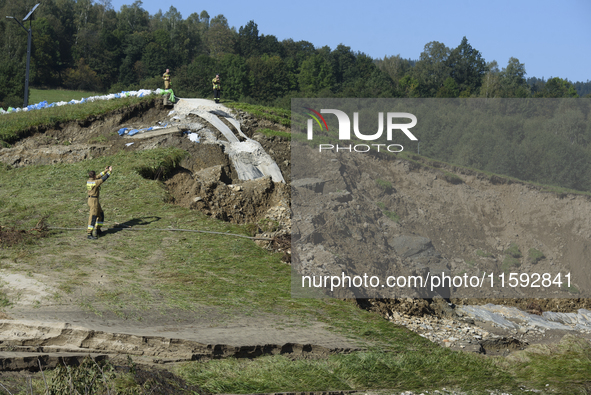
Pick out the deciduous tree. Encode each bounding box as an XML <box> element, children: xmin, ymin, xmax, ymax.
<box><xmin>298</xmin><ymin>53</ymin><xmax>334</xmax><ymax>93</ymax></box>
<box><xmin>500</xmin><ymin>57</ymin><xmax>529</xmax><ymax>97</ymax></box>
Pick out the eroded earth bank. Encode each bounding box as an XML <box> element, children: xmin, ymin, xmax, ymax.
<box><xmin>1</xmin><ymin>97</ymin><xmax>591</xmax><ymax>391</ymax></box>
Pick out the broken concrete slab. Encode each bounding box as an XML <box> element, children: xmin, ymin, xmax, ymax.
<box><xmin>171</xmin><ymin>98</ymin><xmax>285</xmax><ymax>183</ymax></box>
<box><xmin>123</xmin><ymin>126</ymin><xmax>185</xmax><ymax>139</ymax></box>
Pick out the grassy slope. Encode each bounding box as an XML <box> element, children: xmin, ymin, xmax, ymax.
<box><xmin>0</xmin><ymin>95</ymin><xmax>153</xmax><ymax>147</ymax></box>
<box><xmin>29</xmin><ymin>88</ymin><xmax>103</xmax><ymax>105</ymax></box>
<box><xmin>224</xmin><ymin>101</ymin><xmax>291</xmax><ymax>128</ymax></box>
<box><xmin>0</xmin><ymin>97</ymin><xmax>589</xmax><ymax>394</ymax></box>
<box><xmin>0</xmin><ymin>150</ymin><xmax>525</xmax><ymax>394</ymax></box>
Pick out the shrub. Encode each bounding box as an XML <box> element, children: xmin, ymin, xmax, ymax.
<box><xmin>258</xmin><ymin>218</ymin><xmax>280</xmax><ymax>233</ymax></box>
<box><xmin>562</xmin><ymin>284</ymin><xmax>580</xmax><ymax>294</ymax></box>
<box><xmin>63</xmin><ymin>58</ymin><xmax>103</xmax><ymax>92</ymax></box>
<box><xmin>383</xmin><ymin>210</ymin><xmax>400</xmax><ymax>222</ymax></box>
<box><xmin>89</xmin><ymin>135</ymin><xmax>108</xmax><ymax>144</ymax></box>
<box><xmin>244</xmin><ymin>223</ymin><xmax>258</xmax><ymax>237</ymax></box>
<box><xmin>375</xmin><ymin>179</ymin><xmax>393</xmax><ymax>193</ymax></box>
<box><xmin>140</xmin><ymin>75</ymin><xmax>165</xmax><ymax>90</ymax></box>
<box><xmin>505</xmin><ymin>243</ymin><xmax>522</xmax><ymax>258</ymax></box>
<box><xmin>376</xmin><ymin>202</ymin><xmax>399</xmax><ymax>222</ymax></box>
<box><xmin>476</xmin><ymin>249</ymin><xmax>492</xmax><ymax>258</ymax></box>
<box><xmin>443</xmin><ymin>171</ymin><xmax>463</xmax><ymax>184</ymax></box>
<box><xmin>0</xmin><ymin>57</ymin><xmax>26</xmax><ymax>108</ymax></box>
<box><xmin>0</xmin><ymin>94</ymin><xmax>23</xmax><ymax>109</ymax></box>
<box><xmin>501</xmin><ymin>256</ymin><xmax>521</xmax><ymax>273</ymax></box>
<box><xmin>134</xmin><ymin>148</ymin><xmax>187</xmax><ymax>180</ymax></box>
<box><xmin>528</xmin><ymin>248</ymin><xmax>545</xmax><ymax>264</ymax></box>
<box><xmin>47</xmin><ymin>356</ymin><xmax>116</xmax><ymax>394</ymax></box>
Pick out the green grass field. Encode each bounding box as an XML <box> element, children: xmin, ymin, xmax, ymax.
<box><xmin>29</xmin><ymin>88</ymin><xmax>103</xmax><ymax>104</ymax></box>
<box><xmin>0</xmin><ymin>150</ymin><xmax>523</xmax><ymax>394</ymax></box>
<box><xmin>2</xmin><ymin>152</ymin><xmax>590</xmax><ymax>394</ymax></box>
<box><xmin>1</xmin><ymin>96</ymin><xmax>590</xmax><ymax>394</ymax></box>
<box><xmin>0</xmin><ymin>95</ymin><xmax>154</xmax><ymax>146</ymax></box>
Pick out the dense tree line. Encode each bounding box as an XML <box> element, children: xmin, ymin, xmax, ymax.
<box><xmin>1</xmin><ymin>0</ymin><xmax>590</xmax><ymax>192</ymax></box>
<box><xmin>1</xmin><ymin>0</ymin><xmax>589</xmax><ymax>109</ymax></box>
<box><xmin>406</xmin><ymin>100</ymin><xmax>591</xmax><ymax>192</ymax></box>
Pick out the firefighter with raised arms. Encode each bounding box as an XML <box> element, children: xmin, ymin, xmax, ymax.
<box><xmin>86</xmin><ymin>166</ymin><xmax>112</xmax><ymax>240</ymax></box>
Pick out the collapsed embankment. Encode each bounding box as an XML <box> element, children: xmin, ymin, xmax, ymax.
<box><xmin>1</xmin><ymin>97</ymin><xmax>591</xmax><ymax>395</ymax></box>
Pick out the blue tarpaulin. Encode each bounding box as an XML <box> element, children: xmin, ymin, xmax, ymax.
<box><xmin>0</xmin><ymin>89</ymin><xmax>174</xmax><ymax>116</ymax></box>
<box><xmin>119</xmin><ymin>126</ymin><xmax>156</xmax><ymax>136</ymax></box>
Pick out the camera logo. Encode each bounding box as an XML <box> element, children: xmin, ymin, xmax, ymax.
<box><xmin>305</xmin><ymin>109</ymin><xmax>418</xmax><ymax>141</ymax></box>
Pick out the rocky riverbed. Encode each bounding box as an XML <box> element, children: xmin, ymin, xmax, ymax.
<box><xmin>380</xmin><ymin>300</ymin><xmax>591</xmax><ymax>356</ymax></box>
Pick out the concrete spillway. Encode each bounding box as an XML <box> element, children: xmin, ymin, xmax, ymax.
<box><xmin>127</xmin><ymin>98</ymin><xmax>285</xmax><ymax>183</ymax></box>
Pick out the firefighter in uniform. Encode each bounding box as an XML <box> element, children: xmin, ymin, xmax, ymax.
<box><xmin>212</xmin><ymin>74</ymin><xmax>221</xmax><ymax>103</ymax></box>
<box><xmin>163</xmin><ymin>69</ymin><xmax>171</xmax><ymax>89</ymax></box>
<box><xmin>87</xmin><ymin>166</ymin><xmax>112</xmax><ymax>240</ymax></box>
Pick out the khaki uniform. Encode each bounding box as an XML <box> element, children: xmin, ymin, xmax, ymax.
<box><xmin>212</xmin><ymin>77</ymin><xmax>221</xmax><ymax>103</ymax></box>
<box><xmin>87</xmin><ymin>170</ymin><xmax>111</xmax><ymax>236</ymax></box>
<box><xmin>163</xmin><ymin>73</ymin><xmax>171</xmax><ymax>89</ymax></box>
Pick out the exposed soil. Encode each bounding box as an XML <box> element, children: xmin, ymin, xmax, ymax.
<box><xmin>1</xmin><ymin>100</ymin><xmax>169</xmax><ymax>167</ymax></box>
<box><xmin>292</xmin><ymin>143</ymin><xmax>591</xmax><ymax>302</ymax></box>
<box><xmin>0</xmin><ymin>319</ymin><xmax>351</xmax><ymax>366</ymax></box>
<box><xmin>289</xmin><ymin>141</ymin><xmax>591</xmax><ymax>357</ymax></box>
<box><xmin>0</xmin><ymin>98</ymin><xmax>292</xmax><ymax>237</ymax></box>
<box><xmin>0</xmin><ymin>98</ymin><xmax>345</xmax><ymax>379</ymax></box>
<box><xmin>0</xmin><ymin>363</ymin><xmax>206</xmax><ymax>394</ymax></box>
<box><xmin>359</xmin><ymin>297</ymin><xmax>591</xmax><ymax>355</ymax></box>
<box><xmin>2</xmin><ymin>97</ymin><xmax>591</xmax><ymax>382</ymax></box>
<box><xmin>165</xmin><ymin>166</ymin><xmax>289</xmax><ymax>225</ymax></box>
<box><xmin>364</xmin><ymin>297</ymin><xmax>591</xmax><ymax>318</ymax></box>
<box><xmin>0</xmin><ymin>223</ymin><xmax>48</xmax><ymax>248</ymax></box>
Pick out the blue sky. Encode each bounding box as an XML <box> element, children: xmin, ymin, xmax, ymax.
<box><xmin>110</xmin><ymin>0</ymin><xmax>591</xmax><ymax>83</ymax></box>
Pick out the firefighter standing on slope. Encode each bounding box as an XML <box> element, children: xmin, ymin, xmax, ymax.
<box><xmin>87</xmin><ymin>166</ymin><xmax>112</xmax><ymax>240</ymax></box>
<box><xmin>163</xmin><ymin>69</ymin><xmax>171</xmax><ymax>89</ymax></box>
<box><xmin>212</xmin><ymin>74</ymin><xmax>221</xmax><ymax>103</ymax></box>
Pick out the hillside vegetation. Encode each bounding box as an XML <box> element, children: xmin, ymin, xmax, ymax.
<box><xmin>0</xmin><ymin>142</ymin><xmax>525</xmax><ymax>394</ymax></box>
<box><xmin>0</xmin><ymin>97</ymin><xmax>591</xmax><ymax>393</ymax></box>
<box><xmin>2</xmin><ymin>1</ymin><xmax>590</xmax><ymax>195</ymax></box>
<box><xmin>0</xmin><ymin>95</ymin><xmax>153</xmax><ymax>146</ymax></box>
<box><xmin>3</xmin><ymin>93</ymin><xmax>591</xmax><ymax>197</ymax></box>
<box><xmin>1</xmin><ymin>0</ymin><xmax>589</xmax><ymax>113</ymax></box>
